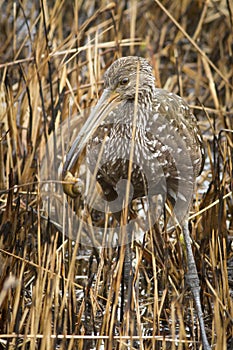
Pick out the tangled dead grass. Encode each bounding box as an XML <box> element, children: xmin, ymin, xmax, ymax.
<box><xmin>0</xmin><ymin>0</ymin><xmax>233</xmax><ymax>349</ymax></box>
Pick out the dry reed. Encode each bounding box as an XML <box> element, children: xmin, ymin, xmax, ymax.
<box><xmin>0</xmin><ymin>0</ymin><xmax>233</xmax><ymax>349</ymax></box>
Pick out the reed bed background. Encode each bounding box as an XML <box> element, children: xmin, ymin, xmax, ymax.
<box><xmin>0</xmin><ymin>0</ymin><xmax>233</xmax><ymax>349</ymax></box>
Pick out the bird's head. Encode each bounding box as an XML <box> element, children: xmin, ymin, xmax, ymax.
<box><xmin>104</xmin><ymin>56</ymin><xmax>156</xmax><ymax>101</ymax></box>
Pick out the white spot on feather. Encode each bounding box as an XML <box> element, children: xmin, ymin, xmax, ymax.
<box><xmin>158</xmin><ymin>125</ymin><xmax>166</xmax><ymax>132</ymax></box>
<box><xmin>177</xmin><ymin>192</ymin><xmax>187</xmax><ymax>202</ymax></box>
<box><xmin>153</xmin><ymin>114</ymin><xmax>159</xmax><ymax>121</ymax></box>
<box><xmin>161</xmin><ymin>145</ymin><xmax>168</xmax><ymax>152</ymax></box>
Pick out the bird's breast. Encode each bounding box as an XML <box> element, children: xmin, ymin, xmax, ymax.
<box><xmin>85</xmin><ymin>95</ymin><xmax>202</xmax><ymax>205</ymax></box>
<box><xmin>86</xmin><ymin>122</ymin><xmax>176</xmax><ymax>202</ymax></box>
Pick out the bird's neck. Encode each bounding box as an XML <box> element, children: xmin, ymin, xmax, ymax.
<box><xmin>137</xmin><ymin>83</ymin><xmax>156</xmax><ymax>107</ymax></box>
<box><xmin>113</xmin><ymin>100</ymin><xmax>151</xmax><ymax>133</ymax></box>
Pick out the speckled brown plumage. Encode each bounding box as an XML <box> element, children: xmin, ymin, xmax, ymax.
<box><xmin>62</xmin><ymin>56</ymin><xmax>210</xmax><ymax>350</ymax></box>
<box><xmin>63</xmin><ymin>56</ymin><xmax>204</xmax><ymax>218</ymax></box>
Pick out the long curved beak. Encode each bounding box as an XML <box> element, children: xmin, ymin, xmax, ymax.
<box><xmin>62</xmin><ymin>89</ymin><xmax>121</xmax><ymax>178</ymax></box>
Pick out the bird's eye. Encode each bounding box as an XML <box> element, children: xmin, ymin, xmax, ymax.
<box><xmin>120</xmin><ymin>77</ymin><xmax>129</xmax><ymax>85</ymax></box>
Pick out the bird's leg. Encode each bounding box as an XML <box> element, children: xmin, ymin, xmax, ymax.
<box><xmin>112</xmin><ymin>210</ymin><xmax>132</xmax><ymax>280</ymax></box>
<box><xmin>121</xmin><ymin>232</ymin><xmax>133</xmax><ymax>311</ymax></box>
<box><xmin>181</xmin><ymin>219</ymin><xmax>211</xmax><ymax>350</ymax></box>
<box><xmin>116</xmin><ymin>209</ymin><xmax>135</xmax><ymax>335</ymax></box>
<box><xmin>113</xmin><ymin>206</ymin><xmax>133</xmax><ymax>286</ymax></box>
<box><xmin>120</xmin><ymin>227</ymin><xmax>137</xmax><ymax>345</ymax></box>
<box><xmin>118</xmin><ymin>214</ymin><xmax>133</xmax><ymax>286</ymax></box>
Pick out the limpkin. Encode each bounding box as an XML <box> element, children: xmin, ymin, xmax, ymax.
<box><xmin>62</xmin><ymin>56</ymin><xmax>210</xmax><ymax>350</ymax></box>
